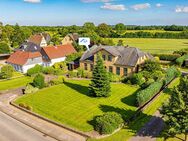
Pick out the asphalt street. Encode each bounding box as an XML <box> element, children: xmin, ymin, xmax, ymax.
<box><xmin>0</xmin><ymin>111</ymin><xmax>57</xmax><ymax>141</ymax></box>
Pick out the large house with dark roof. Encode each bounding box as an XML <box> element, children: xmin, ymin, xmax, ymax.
<box><xmin>6</xmin><ymin>44</ymin><xmax>76</xmax><ymax>73</ymax></box>
<box><xmin>16</xmin><ymin>42</ymin><xmax>41</xmax><ymax>52</ymax></box>
<box><xmin>80</xmin><ymin>45</ymin><xmax>153</xmax><ymax>76</ymax></box>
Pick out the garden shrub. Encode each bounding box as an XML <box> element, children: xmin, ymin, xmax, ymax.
<box><xmin>49</xmin><ymin>76</ymin><xmax>65</xmax><ymax>86</ymax></box>
<box><xmin>143</xmin><ymin>60</ymin><xmax>162</xmax><ymax>72</ymax></box>
<box><xmin>153</xmin><ymin>54</ymin><xmax>181</xmax><ymax>61</ymax></box>
<box><xmin>42</xmin><ymin>67</ymin><xmax>55</xmax><ymax>75</ymax></box>
<box><xmin>176</xmin><ymin>54</ymin><xmax>188</xmax><ymax>66</ymax></box>
<box><xmin>27</xmin><ymin>65</ymin><xmax>43</xmax><ymax>76</ymax></box>
<box><xmin>53</xmin><ymin>62</ymin><xmax>68</xmax><ymax>74</ymax></box>
<box><xmin>24</xmin><ymin>84</ymin><xmax>39</xmax><ymax>94</ymax></box>
<box><xmin>137</xmin><ymin>81</ymin><xmax>163</xmax><ymax>106</ymax></box>
<box><xmin>94</xmin><ymin>112</ymin><xmax>123</xmax><ymax>135</ymax></box>
<box><xmin>108</xmin><ymin>73</ymin><xmax>122</xmax><ymax>82</ymax></box>
<box><xmin>130</xmin><ymin>73</ymin><xmax>145</xmax><ymax>85</ymax></box>
<box><xmin>33</xmin><ymin>74</ymin><xmax>45</xmax><ymax>89</ymax></box>
<box><xmin>19</xmin><ymin>103</ymin><xmax>32</xmax><ymax>111</ymax></box>
<box><xmin>140</xmin><ymin>78</ymin><xmax>155</xmax><ymax>89</ymax></box>
<box><xmin>0</xmin><ymin>65</ymin><xmax>14</xmax><ymax>79</ymax></box>
<box><xmin>77</xmin><ymin>68</ymin><xmax>85</xmax><ymax>78</ymax></box>
<box><xmin>67</xmin><ymin>71</ymin><xmax>78</xmax><ymax>78</ymax></box>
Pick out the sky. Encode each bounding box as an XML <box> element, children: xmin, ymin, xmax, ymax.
<box><xmin>0</xmin><ymin>0</ymin><xmax>188</xmax><ymax>26</ymax></box>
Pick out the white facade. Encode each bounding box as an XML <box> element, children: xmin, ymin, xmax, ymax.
<box><xmin>50</xmin><ymin>57</ymin><xmax>66</xmax><ymax>66</ymax></box>
<box><xmin>40</xmin><ymin>37</ymin><xmax>47</xmax><ymax>47</ymax></box>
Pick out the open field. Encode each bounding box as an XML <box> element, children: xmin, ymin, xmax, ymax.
<box><xmin>15</xmin><ymin>80</ymin><xmax>139</xmax><ymax>132</ymax></box>
<box><xmin>124</xmin><ymin>30</ymin><xmax>181</xmax><ymax>33</ymax></box>
<box><xmin>111</xmin><ymin>38</ymin><xmax>188</xmax><ymax>54</ymax></box>
<box><xmin>88</xmin><ymin>78</ymin><xmax>180</xmax><ymax>141</ymax></box>
<box><xmin>0</xmin><ymin>77</ymin><xmax>32</xmax><ymax>91</ymax></box>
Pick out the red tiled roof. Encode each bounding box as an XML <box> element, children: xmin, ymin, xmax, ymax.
<box><xmin>28</xmin><ymin>34</ymin><xmax>43</xmax><ymax>45</ymax></box>
<box><xmin>42</xmin><ymin>44</ymin><xmax>77</xmax><ymax>59</ymax></box>
<box><xmin>6</xmin><ymin>51</ymin><xmax>42</xmax><ymax>65</ymax></box>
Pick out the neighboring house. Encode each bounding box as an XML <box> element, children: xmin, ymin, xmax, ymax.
<box><xmin>61</xmin><ymin>33</ymin><xmax>79</xmax><ymax>45</ymax></box>
<box><xmin>15</xmin><ymin>42</ymin><xmax>41</xmax><ymax>52</ymax></box>
<box><xmin>41</xmin><ymin>33</ymin><xmax>51</xmax><ymax>44</ymax></box>
<box><xmin>6</xmin><ymin>51</ymin><xmax>42</xmax><ymax>73</ymax></box>
<box><xmin>80</xmin><ymin>45</ymin><xmax>153</xmax><ymax>76</ymax></box>
<box><xmin>28</xmin><ymin>34</ymin><xmax>47</xmax><ymax>47</ymax></box>
<box><xmin>41</xmin><ymin>44</ymin><xmax>77</xmax><ymax>67</ymax></box>
<box><xmin>0</xmin><ymin>54</ymin><xmax>10</xmax><ymax>64</ymax></box>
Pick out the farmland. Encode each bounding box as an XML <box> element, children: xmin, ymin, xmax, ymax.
<box><xmin>111</xmin><ymin>38</ymin><xmax>188</xmax><ymax>54</ymax></box>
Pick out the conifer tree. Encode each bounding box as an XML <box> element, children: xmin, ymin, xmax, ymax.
<box><xmin>161</xmin><ymin>76</ymin><xmax>188</xmax><ymax>141</ymax></box>
<box><xmin>89</xmin><ymin>53</ymin><xmax>111</xmax><ymax>97</ymax></box>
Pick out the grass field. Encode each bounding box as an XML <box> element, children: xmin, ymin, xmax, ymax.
<box><xmin>15</xmin><ymin>80</ymin><xmax>139</xmax><ymax>132</ymax></box>
<box><xmin>88</xmin><ymin>78</ymin><xmax>180</xmax><ymax>141</ymax></box>
<box><xmin>111</xmin><ymin>38</ymin><xmax>188</xmax><ymax>54</ymax></box>
<box><xmin>0</xmin><ymin>76</ymin><xmax>32</xmax><ymax>91</ymax></box>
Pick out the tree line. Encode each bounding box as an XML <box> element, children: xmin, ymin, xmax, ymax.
<box><xmin>0</xmin><ymin>22</ymin><xmax>188</xmax><ymax>54</ymax></box>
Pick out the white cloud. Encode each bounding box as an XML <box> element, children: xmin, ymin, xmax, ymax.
<box><xmin>24</xmin><ymin>0</ymin><xmax>41</xmax><ymax>3</ymax></box>
<box><xmin>101</xmin><ymin>3</ymin><xmax>126</xmax><ymax>11</ymax></box>
<box><xmin>156</xmin><ymin>3</ymin><xmax>163</xmax><ymax>8</ymax></box>
<box><xmin>175</xmin><ymin>6</ymin><xmax>188</xmax><ymax>13</ymax></box>
<box><xmin>131</xmin><ymin>3</ymin><xmax>150</xmax><ymax>11</ymax></box>
<box><xmin>81</xmin><ymin>0</ymin><xmax>111</xmax><ymax>3</ymax></box>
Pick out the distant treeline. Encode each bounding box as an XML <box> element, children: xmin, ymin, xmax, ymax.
<box><xmin>0</xmin><ymin>22</ymin><xmax>188</xmax><ymax>50</ymax></box>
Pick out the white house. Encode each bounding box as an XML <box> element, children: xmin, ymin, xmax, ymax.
<box><xmin>6</xmin><ymin>44</ymin><xmax>77</xmax><ymax>73</ymax></box>
<box><xmin>6</xmin><ymin>51</ymin><xmax>43</xmax><ymax>73</ymax></box>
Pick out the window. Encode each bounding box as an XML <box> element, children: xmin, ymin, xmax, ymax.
<box><xmin>90</xmin><ymin>64</ymin><xmax>94</xmax><ymax>71</ymax></box>
<box><xmin>124</xmin><ymin>68</ymin><xmax>128</xmax><ymax>76</ymax></box>
<box><xmin>84</xmin><ymin>63</ymin><xmax>87</xmax><ymax>70</ymax></box>
<box><xmin>109</xmin><ymin>66</ymin><xmax>113</xmax><ymax>73</ymax></box>
<box><xmin>102</xmin><ymin>55</ymin><xmax>106</xmax><ymax>61</ymax></box>
<box><xmin>116</xmin><ymin>67</ymin><xmax>120</xmax><ymax>75</ymax></box>
<box><xmin>108</xmin><ymin>55</ymin><xmax>112</xmax><ymax>62</ymax></box>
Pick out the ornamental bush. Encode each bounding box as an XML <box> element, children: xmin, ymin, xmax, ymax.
<box><xmin>136</xmin><ymin>81</ymin><xmax>163</xmax><ymax>106</ymax></box>
<box><xmin>33</xmin><ymin>74</ymin><xmax>45</xmax><ymax>89</ymax></box>
<box><xmin>42</xmin><ymin>67</ymin><xmax>55</xmax><ymax>75</ymax></box>
<box><xmin>27</xmin><ymin>65</ymin><xmax>43</xmax><ymax>76</ymax></box>
<box><xmin>176</xmin><ymin>54</ymin><xmax>188</xmax><ymax>66</ymax></box>
<box><xmin>130</xmin><ymin>73</ymin><xmax>145</xmax><ymax>85</ymax></box>
<box><xmin>108</xmin><ymin>73</ymin><xmax>122</xmax><ymax>82</ymax></box>
<box><xmin>24</xmin><ymin>84</ymin><xmax>39</xmax><ymax>94</ymax></box>
<box><xmin>94</xmin><ymin>112</ymin><xmax>123</xmax><ymax>135</ymax></box>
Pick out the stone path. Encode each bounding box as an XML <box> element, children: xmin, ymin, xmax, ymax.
<box><xmin>0</xmin><ymin>89</ymin><xmax>86</xmax><ymax>141</ymax></box>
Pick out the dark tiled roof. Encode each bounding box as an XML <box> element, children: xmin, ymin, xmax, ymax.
<box><xmin>80</xmin><ymin>45</ymin><xmax>153</xmax><ymax>67</ymax></box>
<box><xmin>16</xmin><ymin>42</ymin><xmax>41</xmax><ymax>52</ymax></box>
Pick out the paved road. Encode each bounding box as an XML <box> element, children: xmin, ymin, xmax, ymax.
<box><xmin>0</xmin><ymin>111</ymin><xmax>57</xmax><ymax>141</ymax></box>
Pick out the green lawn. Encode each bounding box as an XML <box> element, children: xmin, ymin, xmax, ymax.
<box><xmin>88</xmin><ymin>78</ymin><xmax>180</xmax><ymax>141</ymax></box>
<box><xmin>0</xmin><ymin>76</ymin><xmax>32</xmax><ymax>91</ymax></box>
<box><xmin>15</xmin><ymin>80</ymin><xmax>138</xmax><ymax>132</ymax></box>
<box><xmin>111</xmin><ymin>38</ymin><xmax>188</xmax><ymax>54</ymax></box>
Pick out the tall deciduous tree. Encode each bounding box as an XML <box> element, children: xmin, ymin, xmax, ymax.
<box><xmin>89</xmin><ymin>53</ymin><xmax>111</xmax><ymax>97</ymax></box>
<box><xmin>161</xmin><ymin>76</ymin><xmax>188</xmax><ymax>141</ymax></box>
<box><xmin>97</xmin><ymin>23</ymin><xmax>112</xmax><ymax>38</ymax></box>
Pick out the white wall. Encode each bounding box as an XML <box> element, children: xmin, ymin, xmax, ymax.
<box><xmin>22</xmin><ymin>63</ymin><xmax>43</xmax><ymax>73</ymax></box>
<box><xmin>40</xmin><ymin>37</ymin><xmax>47</xmax><ymax>47</ymax></box>
<box><xmin>49</xmin><ymin>57</ymin><xmax>66</xmax><ymax>66</ymax></box>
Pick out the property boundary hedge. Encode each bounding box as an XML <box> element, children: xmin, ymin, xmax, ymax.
<box><xmin>153</xmin><ymin>54</ymin><xmax>181</xmax><ymax>61</ymax></box>
<box><xmin>176</xmin><ymin>54</ymin><xmax>188</xmax><ymax>66</ymax></box>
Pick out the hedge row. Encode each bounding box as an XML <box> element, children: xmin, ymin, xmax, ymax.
<box><xmin>164</xmin><ymin>67</ymin><xmax>180</xmax><ymax>85</ymax></box>
<box><xmin>153</xmin><ymin>54</ymin><xmax>181</xmax><ymax>61</ymax></box>
<box><xmin>136</xmin><ymin>81</ymin><xmax>163</xmax><ymax>106</ymax></box>
<box><xmin>176</xmin><ymin>54</ymin><xmax>188</xmax><ymax>66</ymax></box>
<box><xmin>136</xmin><ymin>67</ymin><xmax>180</xmax><ymax>106</ymax></box>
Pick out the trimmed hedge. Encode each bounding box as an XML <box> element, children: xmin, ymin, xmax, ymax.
<box><xmin>176</xmin><ymin>54</ymin><xmax>188</xmax><ymax>66</ymax></box>
<box><xmin>153</xmin><ymin>54</ymin><xmax>181</xmax><ymax>61</ymax></box>
<box><xmin>27</xmin><ymin>65</ymin><xmax>43</xmax><ymax>76</ymax></box>
<box><xmin>94</xmin><ymin>112</ymin><xmax>123</xmax><ymax>135</ymax></box>
<box><xmin>137</xmin><ymin>81</ymin><xmax>164</xmax><ymax>106</ymax></box>
<box><xmin>164</xmin><ymin>67</ymin><xmax>180</xmax><ymax>85</ymax></box>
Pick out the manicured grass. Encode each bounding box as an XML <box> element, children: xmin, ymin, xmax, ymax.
<box><xmin>0</xmin><ymin>76</ymin><xmax>32</xmax><ymax>91</ymax></box>
<box><xmin>111</xmin><ymin>38</ymin><xmax>188</xmax><ymax>54</ymax></box>
<box><xmin>88</xmin><ymin>78</ymin><xmax>180</xmax><ymax>141</ymax></box>
<box><xmin>15</xmin><ymin>80</ymin><xmax>138</xmax><ymax>132</ymax></box>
